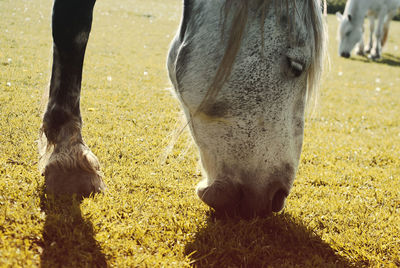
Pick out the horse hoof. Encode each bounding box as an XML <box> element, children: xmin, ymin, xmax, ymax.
<box><xmin>44</xmin><ymin>166</ymin><xmax>106</xmax><ymax>198</ymax></box>
<box><xmin>356</xmin><ymin>50</ymin><xmax>365</xmax><ymax>56</ymax></box>
<box><xmin>368</xmin><ymin>54</ymin><xmax>380</xmax><ymax>61</ymax></box>
<box><xmin>40</xmin><ymin>143</ymin><xmax>106</xmax><ymax>198</ymax></box>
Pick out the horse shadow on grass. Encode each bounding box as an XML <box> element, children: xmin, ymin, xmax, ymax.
<box><xmin>185</xmin><ymin>212</ymin><xmax>366</xmax><ymax>267</ymax></box>
<box><xmin>39</xmin><ymin>188</ymin><xmax>107</xmax><ymax>268</ymax></box>
<box><xmin>350</xmin><ymin>53</ymin><xmax>400</xmax><ymax>67</ymax></box>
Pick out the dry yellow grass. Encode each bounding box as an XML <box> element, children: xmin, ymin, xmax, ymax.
<box><xmin>0</xmin><ymin>0</ymin><xmax>399</xmax><ymax>267</ymax></box>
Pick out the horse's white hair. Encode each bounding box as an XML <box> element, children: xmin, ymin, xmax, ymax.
<box><xmin>167</xmin><ymin>0</ymin><xmax>328</xmax><ymax>215</ymax></box>
<box><xmin>166</xmin><ymin>0</ymin><xmax>327</xmax><ymax>165</ymax></box>
<box><xmin>198</xmin><ymin>0</ymin><xmax>327</xmax><ymax>113</ymax></box>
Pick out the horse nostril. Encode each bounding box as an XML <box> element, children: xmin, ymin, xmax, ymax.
<box><xmin>196</xmin><ymin>179</ymin><xmax>242</xmax><ymax>213</ymax></box>
<box><xmin>271</xmin><ymin>188</ymin><xmax>288</xmax><ymax>212</ymax></box>
<box><xmin>340</xmin><ymin>52</ymin><xmax>350</xmax><ymax>58</ymax></box>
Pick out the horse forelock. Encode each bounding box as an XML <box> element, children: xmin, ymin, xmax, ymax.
<box><xmin>197</xmin><ymin>0</ymin><xmax>326</xmax><ymax>114</ymax></box>
<box><xmin>303</xmin><ymin>0</ymin><xmax>327</xmax><ymax>107</ymax></box>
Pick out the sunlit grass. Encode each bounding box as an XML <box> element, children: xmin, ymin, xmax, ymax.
<box><xmin>0</xmin><ymin>0</ymin><xmax>399</xmax><ymax>266</ymax></box>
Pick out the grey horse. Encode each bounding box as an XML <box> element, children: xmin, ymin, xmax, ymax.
<box><xmin>40</xmin><ymin>0</ymin><xmax>326</xmax><ymax>217</ymax></box>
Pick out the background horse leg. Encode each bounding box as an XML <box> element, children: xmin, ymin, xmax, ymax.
<box><xmin>355</xmin><ymin>24</ymin><xmax>365</xmax><ymax>56</ymax></box>
<box><xmin>381</xmin><ymin>12</ymin><xmax>394</xmax><ymax>48</ymax></box>
<box><xmin>370</xmin><ymin>12</ymin><xmax>385</xmax><ymax>60</ymax></box>
<box><xmin>364</xmin><ymin>15</ymin><xmax>375</xmax><ymax>54</ymax></box>
<box><xmin>39</xmin><ymin>0</ymin><xmax>105</xmax><ymax>197</ymax></box>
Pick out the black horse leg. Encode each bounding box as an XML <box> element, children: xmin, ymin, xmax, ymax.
<box><xmin>39</xmin><ymin>0</ymin><xmax>105</xmax><ymax>197</ymax></box>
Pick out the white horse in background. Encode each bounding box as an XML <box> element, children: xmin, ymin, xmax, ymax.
<box><xmin>337</xmin><ymin>0</ymin><xmax>400</xmax><ymax>59</ymax></box>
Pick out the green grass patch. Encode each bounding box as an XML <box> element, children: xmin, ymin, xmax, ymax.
<box><xmin>1</xmin><ymin>0</ymin><xmax>399</xmax><ymax>266</ymax></box>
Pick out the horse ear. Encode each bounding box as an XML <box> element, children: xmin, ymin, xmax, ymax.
<box><xmin>348</xmin><ymin>14</ymin><xmax>352</xmax><ymax>22</ymax></box>
<box><xmin>336</xmin><ymin>12</ymin><xmax>343</xmax><ymax>21</ymax></box>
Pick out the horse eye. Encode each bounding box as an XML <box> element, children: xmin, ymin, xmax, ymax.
<box><xmin>345</xmin><ymin>31</ymin><xmax>351</xmax><ymax>37</ymax></box>
<box><xmin>287</xmin><ymin>57</ymin><xmax>304</xmax><ymax>78</ymax></box>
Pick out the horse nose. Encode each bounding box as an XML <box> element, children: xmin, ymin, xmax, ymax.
<box><xmin>340</xmin><ymin>51</ymin><xmax>350</xmax><ymax>58</ymax></box>
<box><xmin>271</xmin><ymin>188</ymin><xmax>288</xmax><ymax>212</ymax></box>
<box><xmin>196</xmin><ymin>179</ymin><xmax>243</xmax><ymax>213</ymax></box>
<box><xmin>242</xmin><ymin>181</ymin><xmax>289</xmax><ymax>216</ymax></box>
<box><xmin>196</xmin><ymin>178</ymin><xmax>291</xmax><ymax>217</ymax></box>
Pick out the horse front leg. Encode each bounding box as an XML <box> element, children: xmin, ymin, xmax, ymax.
<box><xmin>39</xmin><ymin>0</ymin><xmax>105</xmax><ymax>197</ymax></box>
<box><xmin>381</xmin><ymin>11</ymin><xmax>395</xmax><ymax>48</ymax></box>
<box><xmin>355</xmin><ymin>35</ymin><xmax>365</xmax><ymax>56</ymax></box>
<box><xmin>370</xmin><ymin>12</ymin><xmax>385</xmax><ymax>60</ymax></box>
<box><xmin>365</xmin><ymin>15</ymin><xmax>375</xmax><ymax>54</ymax></box>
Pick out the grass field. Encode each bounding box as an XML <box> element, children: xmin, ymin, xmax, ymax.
<box><xmin>1</xmin><ymin>0</ymin><xmax>400</xmax><ymax>267</ymax></box>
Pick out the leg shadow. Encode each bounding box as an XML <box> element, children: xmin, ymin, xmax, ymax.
<box><xmin>185</xmin><ymin>212</ymin><xmax>366</xmax><ymax>267</ymax></box>
<box><xmin>39</xmin><ymin>189</ymin><xmax>107</xmax><ymax>267</ymax></box>
<box><xmin>350</xmin><ymin>53</ymin><xmax>400</xmax><ymax>67</ymax></box>
<box><xmin>378</xmin><ymin>53</ymin><xmax>400</xmax><ymax>67</ymax></box>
